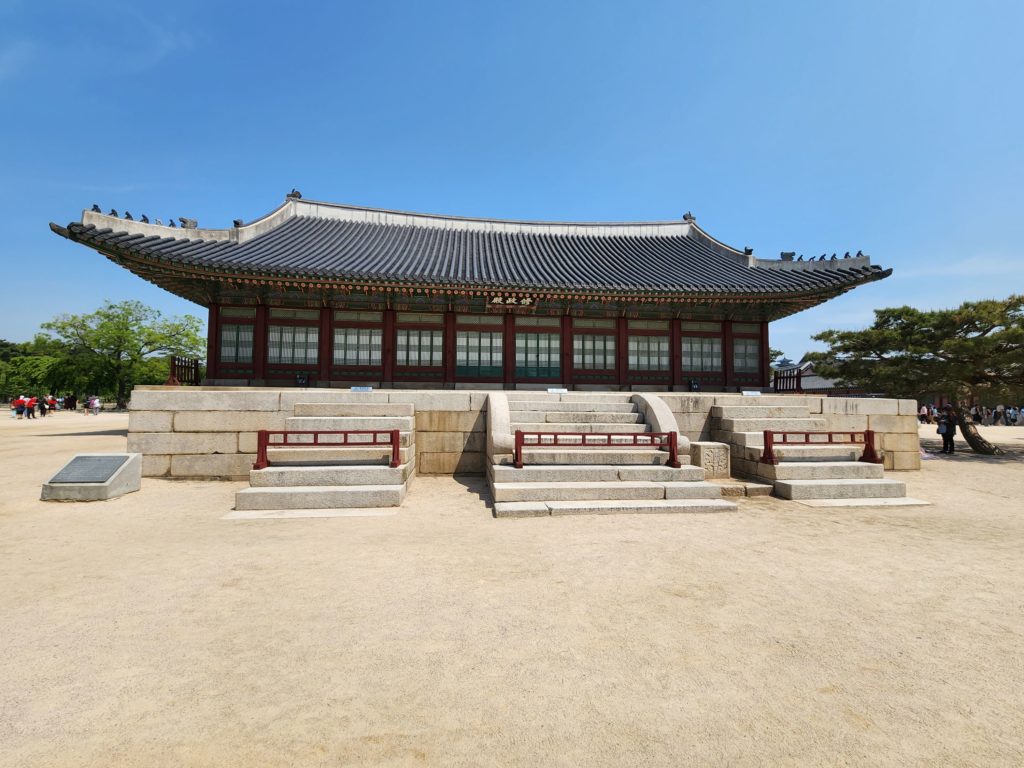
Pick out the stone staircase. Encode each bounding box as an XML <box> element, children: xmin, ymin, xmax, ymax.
<box><xmin>489</xmin><ymin>393</ymin><xmax>736</xmax><ymax>517</ymax></box>
<box><xmin>710</xmin><ymin>400</ymin><xmax>906</xmax><ymax>501</ymax></box>
<box><xmin>234</xmin><ymin>402</ymin><xmax>416</xmax><ymax>512</ymax></box>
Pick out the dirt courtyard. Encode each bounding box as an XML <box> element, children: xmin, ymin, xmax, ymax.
<box><xmin>1</xmin><ymin>412</ymin><xmax>1022</xmax><ymax>767</ymax></box>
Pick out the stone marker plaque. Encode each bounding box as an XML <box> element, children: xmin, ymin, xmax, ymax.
<box><xmin>49</xmin><ymin>455</ymin><xmax>129</xmax><ymax>484</ymax></box>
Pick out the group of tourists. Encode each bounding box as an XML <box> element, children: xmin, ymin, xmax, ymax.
<box><xmin>9</xmin><ymin>394</ymin><xmax>102</xmax><ymax>418</ymax></box>
<box><xmin>918</xmin><ymin>403</ymin><xmax>1022</xmax><ymax>427</ymax></box>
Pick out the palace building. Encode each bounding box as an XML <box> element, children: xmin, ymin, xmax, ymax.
<box><xmin>51</xmin><ymin>193</ymin><xmax>891</xmax><ymax>391</ymax></box>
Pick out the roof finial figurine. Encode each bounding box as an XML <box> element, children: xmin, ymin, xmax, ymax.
<box><xmin>179</xmin><ymin>217</ymin><xmax>198</xmax><ymax>229</ymax></box>
<box><xmin>168</xmin><ymin>218</ymin><xmax>176</xmax><ymax>227</ymax></box>
<box><xmin>233</xmin><ymin>219</ymin><xmax>244</xmax><ymax>228</ymax></box>
<box><xmin>109</xmin><ymin>208</ymin><xmax>118</xmax><ymax>217</ymax></box>
<box><xmin>819</xmin><ymin>254</ymin><xmax>826</xmax><ymax>261</ymax></box>
<box><xmin>287</xmin><ymin>188</ymin><xmax>302</xmax><ymax>199</ymax></box>
<box><xmin>844</xmin><ymin>251</ymin><xmax>850</xmax><ymax>258</ymax></box>
<box><xmin>682</xmin><ymin>211</ymin><xmax>694</xmax><ymax>222</ymax></box>
<box><xmin>744</xmin><ymin>246</ymin><xmax>753</xmax><ymax>255</ymax></box>
<box><xmin>155</xmin><ymin>218</ymin><xmax>163</xmax><ymax>226</ymax></box>
<box><xmin>124</xmin><ymin>211</ymin><xmax>133</xmax><ymax>220</ymax></box>
<box><xmin>830</xmin><ymin>254</ymin><xmax>837</xmax><ymax>260</ymax></box>
<box><xmin>91</xmin><ymin>203</ymin><xmax>101</xmax><ymax>212</ymax></box>
<box><xmin>797</xmin><ymin>254</ymin><xmax>804</xmax><ymax>261</ymax></box>
<box><xmin>140</xmin><ymin>214</ymin><xmax>149</xmax><ymax>223</ymax></box>
<box><xmin>856</xmin><ymin>250</ymin><xmax>864</xmax><ymax>257</ymax></box>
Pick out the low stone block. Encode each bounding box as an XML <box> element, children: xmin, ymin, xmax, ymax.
<box><xmin>659</xmin><ymin>394</ymin><xmax>717</xmax><ymax>414</ymax></box>
<box><xmin>819</xmin><ymin>414</ymin><xmax>869</xmax><ymax>433</ymax></box>
<box><xmin>142</xmin><ymin>454</ymin><xmax>170</xmax><ymax>477</ymax></box>
<box><xmin>417</xmin><ymin>451</ymin><xmax>485</xmax><ymax>475</ymax></box>
<box><xmin>889</xmin><ymin>451</ymin><xmax>921</xmax><ymax>471</ymax></box>
<box><xmin>416</xmin><ymin>411</ymin><xmax>486</xmax><ymax>432</ymax></box>
<box><xmin>868</xmin><ymin>414</ymin><xmax>919</xmax><ymax>433</ymax></box>
<box><xmin>279</xmin><ymin>391</ymin><xmax>390</xmax><ymax>410</ymax></box>
<box><xmin>41</xmin><ymin>453</ymin><xmax>142</xmax><ymax>501</ymax></box>
<box><xmin>689</xmin><ymin>442</ymin><xmax>731</xmax><ymax>479</ymax></box>
<box><xmin>897</xmin><ymin>398</ymin><xmax>919</xmax><ymax>416</ymax></box>
<box><xmin>127</xmin><ymin>432</ymin><xmax>239</xmax><ymax>455</ymax></box>
<box><xmin>881</xmin><ymin>432</ymin><xmax>921</xmax><ymax>452</ymax></box>
<box><xmin>174</xmin><ymin>411</ymin><xmax>287</xmax><ymax>433</ymax></box>
<box><xmin>824</xmin><ymin>398</ymin><xmax>899</xmax><ymax>416</ymax></box>
<box><xmin>388</xmin><ymin>392</ymin><xmax>471</xmax><ymax>411</ymax></box>
<box><xmin>743</xmin><ymin>482</ymin><xmax>773</xmax><ymax>497</ymax></box>
<box><xmin>463</xmin><ymin>431</ymin><xmax>485</xmax><ymax>452</ymax></box>
<box><xmin>171</xmin><ymin>453</ymin><xmax>255</xmax><ymax>479</ymax></box>
<box><xmin>418</xmin><ymin>432</ymin><xmax>472</xmax><ymax>453</ymax></box>
<box><xmin>128</xmin><ymin>411</ymin><xmax>173</xmax><ymax>433</ymax></box>
<box><xmin>130</xmin><ymin>389</ymin><xmax>281</xmax><ymax>412</ymax></box>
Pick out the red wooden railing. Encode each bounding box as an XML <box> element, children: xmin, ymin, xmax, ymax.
<box><xmin>253</xmin><ymin>429</ymin><xmax>401</xmax><ymax>470</ymax></box>
<box><xmin>759</xmin><ymin>429</ymin><xmax>882</xmax><ymax>465</ymax></box>
<box><xmin>513</xmin><ymin>430</ymin><xmax>680</xmax><ymax>469</ymax></box>
<box><xmin>165</xmin><ymin>356</ymin><xmax>201</xmax><ymax>386</ymax></box>
<box><xmin>773</xmin><ymin>368</ymin><xmax>803</xmax><ymax>393</ymax></box>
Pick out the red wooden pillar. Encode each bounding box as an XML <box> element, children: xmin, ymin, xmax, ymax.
<box><xmin>561</xmin><ymin>315</ymin><xmax>572</xmax><ymax>389</ymax></box>
<box><xmin>318</xmin><ymin>307</ymin><xmax>331</xmax><ymax>385</ymax></box>
<box><xmin>759</xmin><ymin>321</ymin><xmax>770</xmax><ymax>388</ymax></box>
<box><xmin>382</xmin><ymin>309</ymin><xmax>395</xmax><ymax>386</ymax></box>
<box><xmin>205</xmin><ymin>304</ymin><xmax>219</xmax><ymax>381</ymax></box>
<box><xmin>442</xmin><ymin>310</ymin><xmax>456</xmax><ymax>387</ymax></box>
<box><xmin>253</xmin><ymin>304</ymin><xmax>269</xmax><ymax>382</ymax></box>
<box><xmin>722</xmin><ymin>320</ymin><xmax>734</xmax><ymax>391</ymax></box>
<box><xmin>669</xmin><ymin>318</ymin><xmax>682</xmax><ymax>391</ymax></box>
<box><xmin>616</xmin><ymin>317</ymin><xmax>628</xmax><ymax>390</ymax></box>
<box><xmin>503</xmin><ymin>313</ymin><xmax>515</xmax><ymax>387</ymax></box>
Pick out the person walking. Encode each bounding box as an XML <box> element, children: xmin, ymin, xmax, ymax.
<box><xmin>937</xmin><ymin>404</ymin><xmax>958</xmax><ymax>454</ymax></box>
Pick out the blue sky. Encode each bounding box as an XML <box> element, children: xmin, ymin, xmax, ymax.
<box><xmin>2</xmin><ymin>1</ymin><xmax>1022</xmax><ymax>360</ymax></box>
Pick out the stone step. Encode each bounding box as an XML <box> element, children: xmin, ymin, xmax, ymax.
<box><xmin>495</xmin><ymin>449</ymin><xmax>672</xmax><ymax>466</ymax></box>
<box><xmin>733</xmin><ymin>444</ymin><xmax>863</xmax><ymax>463</ymax></box>
<box><xmin>490</xmin><ymin>464</ymin><xmax>705</xmax><ymax>483</ymax></box>
<box><xmin>285</xmin><ymin>415</ymin><xmax>415</xmax><ymax>432</ymax></box>
<box><xmin>714</xmin><ymin>430</ymin><xmax>861</xmax><ymax>454</ymax></box>
<box><xmin>709</xmin><ymin>405</ymin><xmax>810</xmax><ymax>419</ymax></box>
<box><xmin>493</xmin><ymin>481</ymin><xmax>666</xmax><ymax>503</ymax></box>
<box><xmin>509</xmin><ymin>401</ymin><xmax>638</xmax><ymax>413</ymax></box>
<box><xmin>559</xmin><ymin>394</ymin><xmax>635</xmax><ymax>403</ymax></box>
<box><xmin>511</xmin><ymin>422</ymin><xmax>650</xmax><ymax>434</ymax></box>
<box><xmin>494</xmin><ymin>498</ymin><xmax>738</xmax><ymax>518</ymax></box>
<box><xmin>520</xmin><ymin>411</ymin><xmax>643</xmax><ymax>424</ymax></box>
<box><xmin>773</xmin><ymin>478</ymin><xmax>907</xmax><ymax>501</ymax></box>
<box><xmin>505</xmin><ymin>392</ymin><xmax>560</xmax><ymax>401</ymax></box>
<box><xmin>759</xmin><ymin>461</ymin><xmax>884</xmax><ymax>481</ymax></box>
<box><xmin>292</xmin><ymin>402</ymin><xmax>415</xmax><ymax>417</ymax></box>
<box><xmin>267</xmin><ymin>446</ymin><xmax>415</xmax><ymax>465</ymax></box>
<box><xmin>704</xmin><ymin>395</ymin><xmax>821</xmax><ymax>408</ymax></box>
<box><xmin>715</xmin><ymin>417</ymin><xmax>828</xmax><ymax>433</ymax></box>
<box><xmin>250</xmin><ymin>462</ymin><xmax>414</xmax><ymax>487</ymax></box>
<box><xmin>235</xmin><ymin>484</ymin><xmax>406</xmax><ymax>510</ymax></box>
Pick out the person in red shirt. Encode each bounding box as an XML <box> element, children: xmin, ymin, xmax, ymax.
<box><xmin>25</xmin><ymin>396</ymin><xmax>37</xmax><ymax>419</ymax></box>
<box><xmin>12</xmin><ymin>396</ymin><xmax>26</xmax><ymax>419</ymax></box>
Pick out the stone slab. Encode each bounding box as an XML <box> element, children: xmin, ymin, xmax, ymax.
<box><xmin>170</xmin><ymin>453</ymin><xmax>256</xmax><ymax>479</ymax></box>
<box><xmin>174</xmin><ymin>411</ymin><xmax>287</xmax><ymax>432</ymax></box>
<box><xmin>822</xmin><ymin>398</ymin><xmax>899</xmax><ymax>416</ymax></box>
<box><xmin>223</xmin><ymin>507</ymin><xmax>399</xmax><ymax>519</ymax></box>
<box><xmin>774</xmin><ymin>478</ymin><xmax>907</xmax><ymax>500</ymax></box>
<box><xmin>234</xmin><ymin>484</ymin><xmax>405</xmax><ymax>510</ymax></box>
<box><xmin>794</xmin><ymin>497</ymin><xmax>931</xmax><ymax>508</ymax></box>
<box><xmin>41</xmin><ymin>453</ymin><xmax>141</xmax><ymax>502</ymax></box>
<box><xmin>492</xmin><ymin>481</ymin><xmax>665</xmax><ymax>503</ymax></box>
<box><xmin>661</xmin><ymin>481</ymin><xmax>722</xmax><ymax>500</ymax></box>
<box><xmin>292</xmin><ymin>402</ymin><xmax>415</xmax><ymax>417</ymax></box>
<box><xmin>416</xmin><ymin>411</ymin><xmax>486</xmax><ymax>432</ymax></box>
<box><xmin>689</xmin><ymin>441</ymin><xmax>730</xmax><ymax>479</ymax></box>
<box><xmin>128</xmin><ymin>411</ymin><xmax>173</xmax><ymax>433</ymax></box>
<box><xmin>387</xmin><ymin>392</ymin><xmax>471</xmax><ymax>411</ymax></box>
<box><xmin>130</xmin><ymin>390</ymin><xmax>281</xmax><ymax>412</ymax></box>
<box><xmin>127</xmin><ymin>432</ymin><xmax>238</xmax><ymax>455</ymax></box>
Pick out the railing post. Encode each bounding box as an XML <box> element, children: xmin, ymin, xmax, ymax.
<box><xmin>514</xmin><ymin>429</ymin><xmax>524</xmax><ymax>469</ymax></box>
<box><xmin>860</xmin><ymin>429</ymin><xmax>883</xmax><ymax>464</ymax></box>
<box><xmin>666</xmin><ymin>431</ymin><xmax>681</xmax><ymax>468</ymax></box>
<box><xmin>390</xmin><ymin>429</ymin><xmax>400</xmax><ymax>468</ymax></box>
<box><xmin>253</xmin><ymin>429</ymin><xmax>269</xmax><ymax>470</ymax></box>
<box><xmin>760</xmin><ymin>429</ymin><xmax>778</xmax><ymax>465</ymax></box>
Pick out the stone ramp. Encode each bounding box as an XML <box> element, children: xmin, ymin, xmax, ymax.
<box><xmin>233</xmin><ymin>402</ymin><xmax>415</xmax><ymax>513</ymax></box>
<box><xmin>489</xmin><ymin>393</ymin><xmax>736</xmax><ymax>517</ymax></box>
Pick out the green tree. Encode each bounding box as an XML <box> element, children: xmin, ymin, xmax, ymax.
<box><xmin>807</xmin><ymin>295</ymin><xmax>1024</xmax><ymax>455</ymax></box>
<box><xmin>41</xmin><ymin>300</ymin><xmax>204</xmax><ymax>408</ymax></box>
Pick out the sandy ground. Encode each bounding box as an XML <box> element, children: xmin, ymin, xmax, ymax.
<box><xmin>1</xmin><ymin>411</ymin><xmax>1023</xmax><ymax>767</ymax></box>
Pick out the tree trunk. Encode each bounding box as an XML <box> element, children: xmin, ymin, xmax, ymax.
<box><xmin>956</xmin><ymin>402</ymin><xmax>1004</xmax><ymax>455</ymax></box>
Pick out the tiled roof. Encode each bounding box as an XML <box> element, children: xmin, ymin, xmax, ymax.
<box><xmin>50</xmin><ymin>197</ymin><xmax>891</xmax><ymax>298</ymax></box>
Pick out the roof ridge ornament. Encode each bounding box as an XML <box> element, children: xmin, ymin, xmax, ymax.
<box><xmin>682</xmin><ymin>211</ymin><xmax>695</xmax><ymax>222</ymax></box>
<box><xmin>286</xmin><ymin>188</ymin><xmax>302</xmax><ymax>199</ymax></box>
